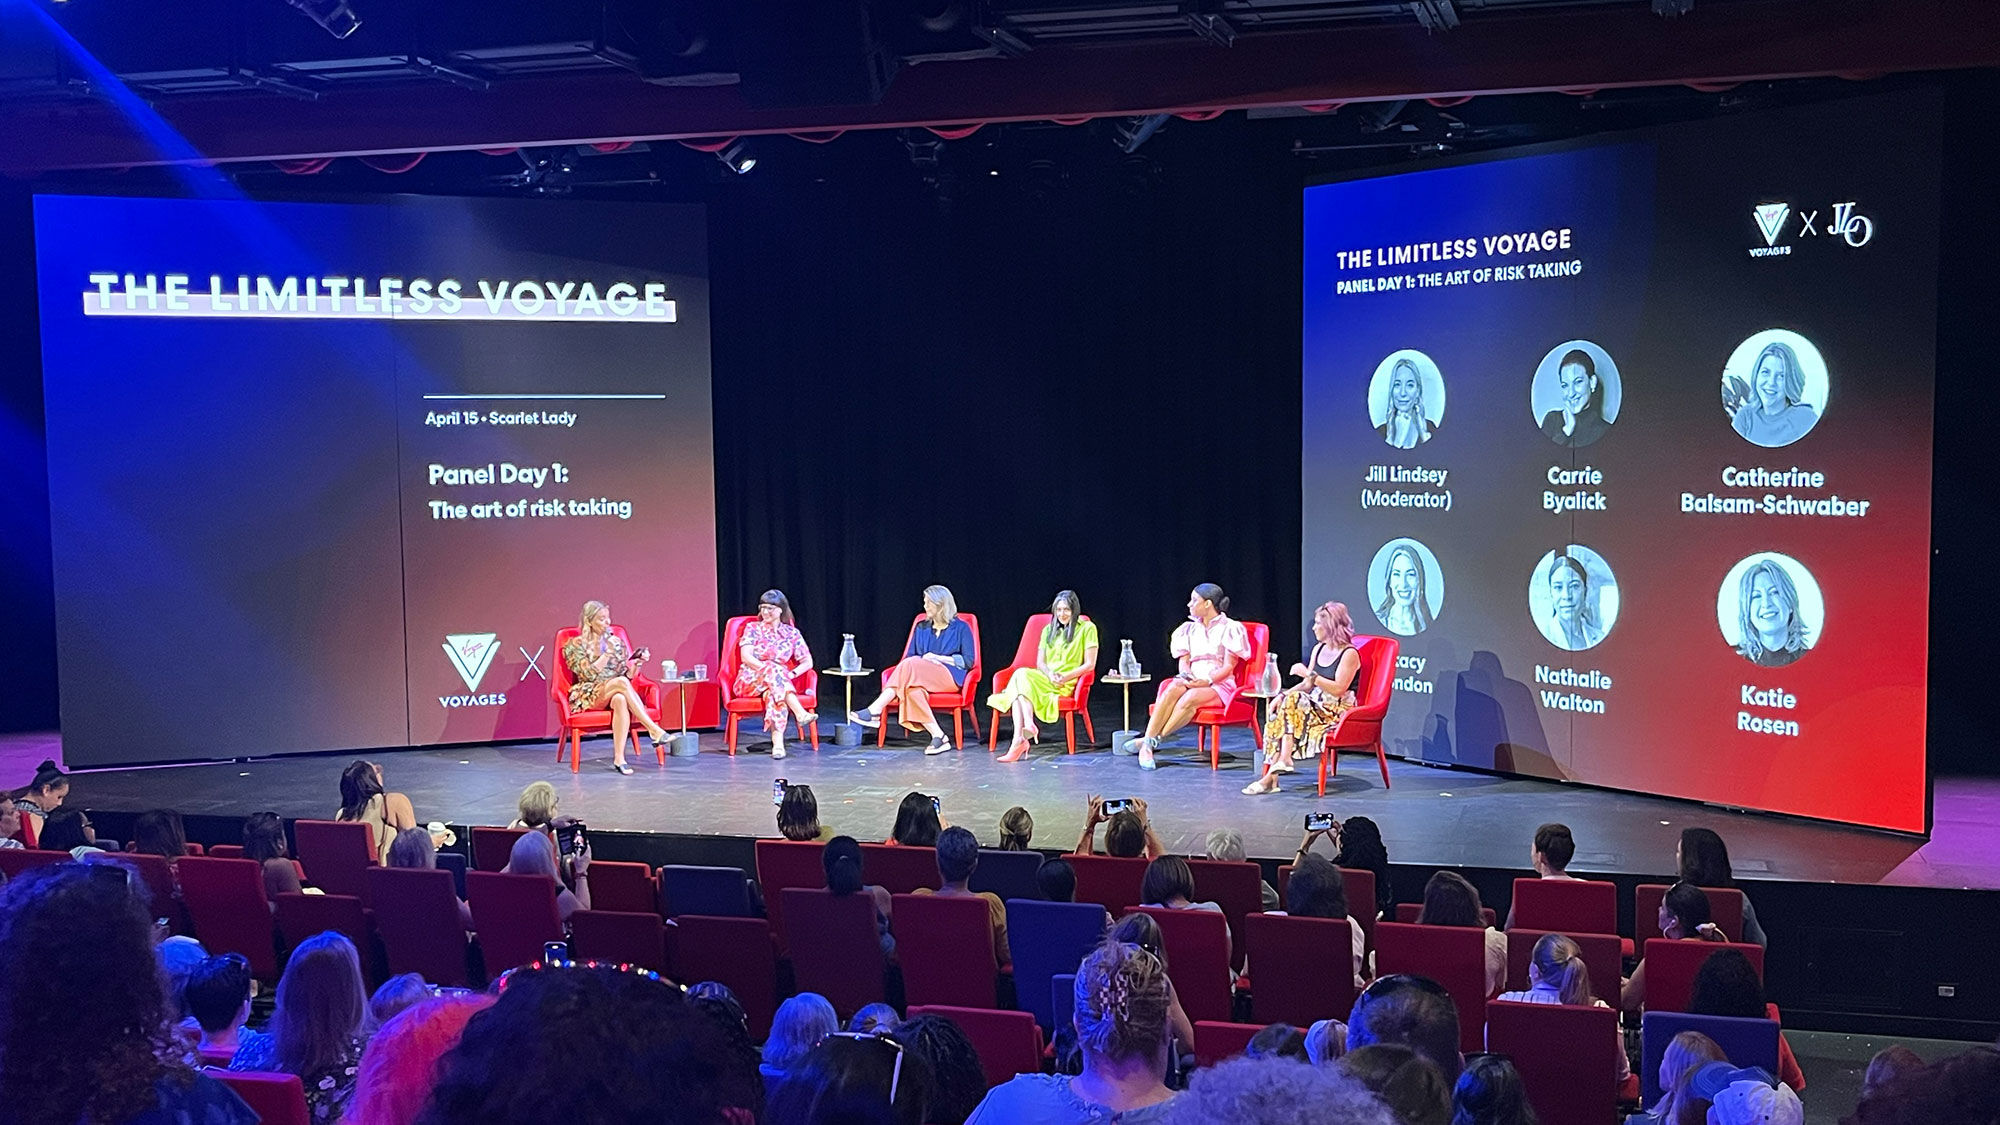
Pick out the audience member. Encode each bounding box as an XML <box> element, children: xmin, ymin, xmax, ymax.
<box><xmin>419</xmin><ymin>963</ymin><xmax>762</xmax><ymax>1125</ymax></box>
<box><xmin>1502</xmin><ymin>823</ymin><xmax>1577</xmax><ymax>927</ymax></box>
<box><xmin>1845</xmin><ymin>1046</ymin><xmax>2000</xmax><ymax>1125</ymax></box>
<box><xmin>10</xmin><ymin>758</ymin><xmax>68</xmax><ymax>843</ymax></box>
<box><xmin>1348</xmin><ymin>974</ymin><xmax>1463</xmax><ymax>1082</ymax></box>
<box><xmin>337</xmin><ymin>759</ymin><xmax>418</xmax><ymax>863</ymax></box>
<box><xmin>686</xmin><ymin>980</ymin><xmax>752</xmax><ymax>1040</ymax></box>
<box><xmin>1621</xmin><ymin>881</ymin><xmax>1727</xmax><ymax>1011</ymax></box>
<box><xmin>230</xmin><ymin>931</ymin><xmax>370</xmax><ymax>1122</ymax></box>
<box><xmin>1491</xmin><ymin>933</ymin><xmax>1630</xmax><ymax>1085</ymax></box>
<box><xmin>1037</xmin><ymin>856</ymin><xmax>1078</xmax><ymax>902</ymax></box>
<box><xmin>1341</xmin><ymin>1043</ymin><xmax>1452</xmax><ymax>1125</ymax></box>
<box><xmin>347</xmin><ymin>993</ymin><xmax>493</xmax><ymax>1125</ymax></box>
<box><xmin>1450</xmin><ymin>1055</ymin><xmax>1536</xmax><ymax>1125</ymax></box>
<box><xmin>499</xmin><ymin>827</ymin><xmax>590</xmax><ymax>925</ymax></box>
<box><xmin>1074</xmin><ymin>795</ymin><xmax>1164</xmax><ymax>858</ymax></box>
<box><xmin>969</xmin><ymin>938</ymin><xmax>1179</xmax><ymax>1123</ymax></box>
<box><xmin>849</xmin><ymin>1003</ymin><xmax>901</xmax><ymax>1035</ymax></box>
<box><xmin>769</xmin><ymin>1031</ymin><xmax>935</xmax><ymax>1125</ymax></box>
<box><xmin>1205</xmin><ymin>827</ymin><xmax>1280</xmax><ymax>911</ymax></box>
<box><xmin>999</xmin><ymin>805</ymin><xmax>1035</xmax><ymax>850</ymax></box>
<box><xmin>184</xmin><ymin>952</ymin><xmax>264</xmax><ymax>1063</ymax></box>
<box><xmin>1304</xmin><ymin>1018</ymin><xmax>1347</xmax><ymax>1065</ymax></box>
<box><xmin>778</xmin><ymin>782</ymin><xmax>830</xmax><ymax>842</ymax></box>
<box><xmin>890</xmin><ymin>792</ymin><xmax>944</xmax><ymax>847</ymax></box>
<box><xmin>132</xmin><ymin>808</ymin><xmax>190</xmax><ymax>860</ymax></box>
<box><xmin>762</xmin><ymin>993</ymin><xmax>840</xmax><ymax>1101</ymax></box>
<box><xmin>917</xmin><ymin>825</ymin><xmax>1012</xmax><ymax>967</ymax></box>
<box><xmin>1107</xmin><ymin>913</ymin><xmax>1196</xmax><ymax>1058</ymax></box>
<box><xmin>1279</xmin><ymin>853</ymin><xmax>1368</xmax><ymax>988</ymax></box>
<box><xmin>825</xmin><ymin>834</ymin><xmax>895</xmax><ymax>958</ymax></box>
<box><xmin>1415</xmin><ymin>871</ymin><xmax>1506</xmax><ymax>997</ymax></box>
<box><xmin>1246</xmin><ymin>1023</ymin><xmax>1310</xmax><ymax>1062</ymax></box>
<box><xmin>387</xmin><ymin>827</ymin><xmax>477</xmax><ymax>929</ymax></box>
<box><xmin>509</xmin><ymin>781</ymin><xmax>559</xmax><ymax>834</ymax></box>
<box><xmin>158</xmin><ymin>935</ymin><xmax>211</xmax><ymax>1022</ymax></box>
<box><xmin>370</xmin><ymin>972</ymin><xmax>433</xmax><ymax>1027</ymax></box>
<box><xmin>39</xmin><ymin>806</ymin><xmax>100</xmax><ymax>856</ymax></box>
<box><xmin>1678</xmin><ymin>827</ymin><xmax>1766</xmax><ymax>947</ymax></box>
<box><xmin>0</xmin><ymin>864</ymin><xmax>255</xmax><ymax>1125</ymax></box>
<box><xmin>1330</xmin><ymin>815</ymin><xmax>1396</xmax><ymax>918</ymax></box>
<box><xmin>1636</xmin><ymin>1031</ymin><xmax>1725</xmax><ymax>1125</ymax></box>
<box><xmin>1162</xmin><ymin>1055</ymin><xmax>1395</xmax><ymax>1125</ymax></box>
<box><xmin>1688</xmin><ymin>948</ymin><xmax>1804</xmax><ymax>1091</ymax></box>
<box><xmin>1140</xmin><ymin>855</ymin><xmax>1222</xmax><ymax>913</ymax></box>
<box><xmin>243</xmin><ymin>811</ymin><xmax>305</xmax><ymax>897</ymax></box>
<box><xmin>896</xmin><ymin>1013</ymin><xmax>988</xmax><ymax>1125</ymax></box>
<box><xmin>0</xmin><ymin>794</ymin><xmax>22</xmax><ymax>850</ymax></box>
<box><xmin>1683</xmin><ymin>1062</ymin><xmax>1799</xmax><ymax>1125</ymax></box>
<box><xmin>1861</xmin><ymin>1045</ymin><xmax>1925</xmax><ymax>1100</ymax></box>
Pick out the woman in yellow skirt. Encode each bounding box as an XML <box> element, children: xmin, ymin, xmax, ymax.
<box><xmin>989</xmin><ymin>591</ymin><xmax>1099</xmax><ymax>763</ymax></box>
<box><xmin>1243</xmin><ymin>601</ymin><xmax>1362</xmax><ymax>795</ymax></box>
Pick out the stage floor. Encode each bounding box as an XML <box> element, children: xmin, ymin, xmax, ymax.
<box><xmin>5</xmin><ymin>726</ymin><xmax>1995</xmax><ymax>890</ymax></box>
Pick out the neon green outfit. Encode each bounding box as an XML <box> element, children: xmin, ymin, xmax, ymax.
<box><xmin>988</xmin><ymin>620</ymin><xmax>1099</xmax><ymax>723</ymax></box>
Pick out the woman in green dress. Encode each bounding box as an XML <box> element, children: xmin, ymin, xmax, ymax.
<box><xmin>989</xmin><ymin>590</ymin><xmax>1099</xmax><ymax>763</ymax></box>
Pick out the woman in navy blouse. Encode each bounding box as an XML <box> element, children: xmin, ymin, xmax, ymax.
<box><xmin>850</xmin><ymin>584</ymin><xmax>974</xmax><ymax>756</ymax></box>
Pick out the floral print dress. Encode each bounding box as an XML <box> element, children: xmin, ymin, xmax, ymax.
<box><xmin>563</xmin><ymin>632</ymin><xmax>631</xmax><ymax>713</ymax></box>
<box><xmin>733</xmin><ymin>620</ymin><xmax>811</xmax><ymax>735</ymax></box>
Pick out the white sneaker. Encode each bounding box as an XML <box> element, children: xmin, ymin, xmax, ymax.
<box><xmin>771</xmin><ymin>745</ymin><xmax>787</xmax><ymax>760</ymax></box>
<box><xmin>1139</xmin><ymin>740</ymin><xmax>1157</xmax><ymax>771</ymax></box>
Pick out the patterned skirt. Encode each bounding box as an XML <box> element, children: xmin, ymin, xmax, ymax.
<box><xmin>1261</xmin><ymin>688</ymin><xmax>1356</xmax><ymax>763</ymax></box>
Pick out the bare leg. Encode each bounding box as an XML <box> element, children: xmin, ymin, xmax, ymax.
<box><xmin>609</xmin><ymin>694</ymin><xmax>631</xmax><ymax>767</ymax></box>
<box><xmin>1145</xmin><ymin>680</ymin><xmax>1191</xmax><ymax>739</ymax></box>
<box><xmin>1013</xmin><ymin>698</ymin><xmax>1039</xmax><ymax>743</ymax></box>
<box><xmin>1158</xmin><ymin>689</ymin><xmax>1209</xmax><ymax>737</ymax></box>
<box><xmin>602</xmin><ymin>677</ymin><xmax>667</xmax><ymax>740</ymax></box>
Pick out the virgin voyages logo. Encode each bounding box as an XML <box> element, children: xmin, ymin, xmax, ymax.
<box><xmin>441</xmin><ymin>633</ymin><xmax>507</xmax><ymax>707</ymax></box>
<box><xmin>1749</xmin><ymin>199</ymin><xmax>1874</xmax><ymax>258</ymax></box>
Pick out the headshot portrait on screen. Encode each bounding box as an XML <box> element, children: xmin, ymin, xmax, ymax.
<box><xmin>1367</xmin><ymin>350</ymin><xmax>1446</xmax><ymax>450</ymax></box>
<box><xmin>1716</xmin><ymin>552</ymin><xmax>1822</xmax><ymax>668</ymax></box>
<box><xmin>1720</xmin><ymin>330</ymin><xmax>1828</xmax><ymax>448</ymax></box>
<box><xmin>1530</xmin><ymin>341</ymin><xmax>1621</xmax><ymax>448</ymax></box>
<box><xmin>1368</xmin><ymin>538</ymin><xmax>1445</xmax><ymax>637</ymax></box>
<box><xmin>1529</xmin><ymin>546</ymin><xmax>1619</xmax><ymax>652</ymax></box>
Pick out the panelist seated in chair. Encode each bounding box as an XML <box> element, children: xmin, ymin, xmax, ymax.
<box><xmin>1126</xmin><ymin>583</ymin><xmax>1249</xmax><ymax>771</ymax></box>
<box><xmin>1244</xmin><ymin>599</ymin><xmax>1362</xmax><ymax>795</ymax></box>
<box><xmin>989</xmin><ymin>590</ymin><xmax>1098</xmax><ymax>763</ymax></box>
<box><xmin>850</xmin><ymin>584</ymin><xmax>974</xmax><ymax>756</ymax></box>
<box><xmin>563</xmin><ymin>599</ymin><xmax>671</xmax><ymax>776</ymax></box>
<box><xmin>734</xmin><ymin>589</ymin><xmax>815</xmax><ymax>761</ymax></box>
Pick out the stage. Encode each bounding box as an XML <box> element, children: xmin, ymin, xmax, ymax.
<box><xmin>6</xmin><ymin>717</ymin><xmax>1996</xmax><ymax>893</ymax></box>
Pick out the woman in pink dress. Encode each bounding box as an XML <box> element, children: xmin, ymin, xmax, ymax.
<box><xmin>734</xmin><ymin>589</ymin><xmax>815</xmax><ymax>760</ymax></box>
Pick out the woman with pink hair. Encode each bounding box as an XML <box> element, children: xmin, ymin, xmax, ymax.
<box><xmin>1243</xmin><ymin>601</ymin><xmax>1362</xmax><ymax>795</ymax></box>
<box><xmin>345</xmin><ymin>993</ymin><xmax>494</xmax><ymax>1125</ymax></box>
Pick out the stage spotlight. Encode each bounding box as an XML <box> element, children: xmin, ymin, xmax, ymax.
<box><xmin>284</xmin><ymin>0</ymin><xmax>362</xmax><ymax>40</ymax></box>
<box><xmin>716</xmin><ymin>140</ymin><xmax>756</xmax><ymax>175</ymax></box>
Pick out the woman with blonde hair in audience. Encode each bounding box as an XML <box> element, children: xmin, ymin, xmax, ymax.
<box><xmin>500</xmin><ymin>828</ymin><xmax>591</xmax><ymax>925</ymax></box>
<box><xmin>229</xmin><ymin>931</ymin><xmax>370</xmax><ymax>1122</ymax></box>
<box><xmin>998</xmin><ymin>806</ymin><xmax>1034</xmax><ymax>850</ymax></box>
<box><xmin>510</xmin><ymin>781</ymin><xmax>560</xmax><ymax>835</ymax></box>
<box><xmin>1637</xmin><ymin>1031</ymin><xmax>1726</xmax><ymax>1125</ymax></box>
<box><xmin>760</xmin><ymin>992</ymin><xmax>839</xmax><ymax>1102</ymax></box>
<box><xmin>1491</xmin><ymin>933</ymin><xmax>1630</xmax><ymax>1088</ymax></box>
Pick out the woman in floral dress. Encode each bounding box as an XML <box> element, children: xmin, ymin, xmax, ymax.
<box><xmin>563</xmin><ymin>600</ymin><xmax>671</xmax><ymax>775</ymax></box>
<box><xmin>734</xmin><ymin>589</ymin><xmax>815</xmax><ymax>760</ymax></box>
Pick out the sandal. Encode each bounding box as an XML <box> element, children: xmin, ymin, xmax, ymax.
<box><xmin>611</xmin><ymin>762</ymin><xmax>634</xmax><ymax>776</ymax></box>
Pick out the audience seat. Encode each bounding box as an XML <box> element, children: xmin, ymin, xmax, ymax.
<box><xmin>1132</xmin><ymin>906</ymin><xmax>1234</xmax><ymax>1025</ymax></box>
<box><xmin>1503</xmin><ymin>929</ymin><xmax>1623</xmax><ymax>1006</ymax></box>
<box><xmin>753</xmin><ymin>839</ymin><xmax>826</xmax><ymax>955</ymax></box>
<box><xmin>1640</xmin><ymin>938</ymin><xmax>1764</xmax><ymax>1013</ymax></box>
<box><xmin>177</xmin><ymin>856</ymin><xmax>279</xmax><ymax>979</ymax></box>
<box><xmin>207</xmin><ymin>844</ymin><xmax>245</xmax><ymax>859</ymax></box>
<box><xmin>466</xmin><ymin>871</ymin><xmax>565</xmax><ymax>976</ymax></box>
<box><xmin>1509</xmin><ymin>877</ymin><xmax>1616</xmax><ymax>936</ymax></box>
<box><xmin>1278</xmin><ymin>864</ymin><xmax>1382</xmax><ymax>955</ymax></box>
<box><xmin>1487</xmin><ymin>999</ymin><xmax>1621</xmax><ymax>1125</ymax></box>
<box><xmin>1371</xmin><ymin>920</ymin><xmax>1488</xmax><ymax>1053</ymax></box>
<box><xmin>1185</xmin><ymin>858</ymin><xmax>1261</xmax><ymax>966</ymax></box>
<box><xmin>0</xmin><ymin>848</ymin><xmax>68</xmax><ymax>881</ymax></box>
<box><xmin>1242</xmin><ymin>913</ymin><xmax>1358</xmax><ymax>1027</ymax></box>
<box><xmin>435</xmin><ymin>851</ymin><xmax>469</xmax><ymax>899</ymax></box>
<box><xmin>1067</xmin><ymin>854</ymin><xmax>1147</xmax><ymax>916</ymax></box>
<box><xmin>860</xmin><ymin>843</ymin><xmax>941</xmax><ymax>894</ymax></box>
<box><xmin>470</xmin><ymin>826</ymin><xmax>531</xmax><ymax>872</ymax></box>
<box><xmin>1051</xmin><ymin>974</ymin><xmax>1076</xmax><ymax>1029</ymax></box>
<box><xmin>1640</xmin><ymin>1010</ymin><xmax>1780</xmax><ymax>1108</ymax></box>
<box><xmin>210</xmin><ymin>1069</ymin><xmax>308</xmax><ymax>1125</ymax></box>
<box><xmin>659</xmin><ymin>864</ymin><xmax>754</xmax><ymax>917</ymax></box>
<box><xmin>779</xmin><ymin>888</ymin><xmax>889</xmax><ymax>1019</ymax></box>
<box><xmin>674</xmin><ymin>915</ymin><xmax>778</xmax><ymax>1038</ymax></box>
<box><xmin>570</xmin><ymin>909</ymin><xmax>671</xmax><ymax>973</ymax></box>
<box><xmin>583</xmin><ymin>860</ymin><xmax>658</xmax><ymax>914</ymax></box>
<box><xmin>272</xmin><ymin>892</ymin><xmax>376</xmax><ymax>983</ymax></box>
<box><xmin>1393</xmin><ymin>902</ymin><xmax>1497</xmax><ymax>927</ymax></box>
<box><xmin>1634</xmin><ymin>883</ymin><xmax>1745</xmax><ymax>944</ymax></box>
<box><xmin>118</xmin><ymin>853</ymin><xmax>185</xmax><ymax>930</ymax></box>
<box><xmin>365</xmin><ymin>867</ymin><xmax>472</xmax><ymax>988</ymax></box>
<box><xmin>293</xmin><ymin>820</ymin><xmax>377</xmax><ymax>899</ymax></box>
<box><xmin>894</xmin><ymin>892</ymin><xmax>1002</xmax><ymax>1008</ymax></box>
<box><xmin>1193</xmin><ymin>1020</ymin><xmax>1264</xmax><ymax>1067</ymax></box>
<box><xmin>1007</xmin><ymin>900</ymin><xmax>1109</xmax><ymax>1034</ymax></box>
<box><xmin>907</xmin><ymin>1005</ymin><xmax>1045</xmax><ymax>1087</ymax></box>
<box><xmin>968</xmin><ymin>848</ymin><xmax>1043</xmax><ymax>903</ymax></box>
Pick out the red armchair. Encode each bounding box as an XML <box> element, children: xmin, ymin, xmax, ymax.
<box><xmin>1320</xmin><ymin>634</ymin><xmax>1398</xmax><ymax>794</ymax></box>
<box><xmin>876</xmin><ymin>613</ymin><xmax>983</xmax><ymax>746</ymax></box>
<box><xmin>1151</xmin><ymin>621</ymin><xmax>1269</xmax><ymax>769</ymax></box>
<box><xmin>718</xmin><ymin>615</ymin><xmax>820</xmax><ymax>755</ymax></box>
<box><xmin>550</xmin><ymin>625</ymin><xmax>664</xmax><ymax>773</ymax></box>
<box><xmin>986</xmin><ymin>613</ymin><xmax>1098</xmax><ymax>754</ymax></box>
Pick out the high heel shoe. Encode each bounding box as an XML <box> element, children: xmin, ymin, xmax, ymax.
<box><xmin>997</xmin><ymin>738</ymin><xmax>1029</xmax><ymax>763</ymax></box>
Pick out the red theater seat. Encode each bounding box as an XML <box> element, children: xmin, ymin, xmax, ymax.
<box><xmin>273</xmin><ymin>893</ymin><xmax>374</xmax><ymax>981</ymax></box>
<box><xmin>1132</xmin><ymin>906</ymin><xmax>1234</xmax><ymax>1025</ymax></box>
<box><xmin>1372</xmin><ymin>920</ymin><xmax>1488</xmax><ymax>1053</ymax></box>
<box><xmin>1487</xmin><ymin>999</ymin><xmax>1622</xmax><ymax>1125</ymax></box>
<box><xmin>894</xmin><ymin>893</ymin><xmax>1002</xmax><ymax>1008</ymax></box>
<box><xmin>581</xmin><ymin>860</ymin><xmax>658</xmax><ymax>914</ymax></box>
<box><xmin>1635</xmin><ymin>883</ymin><xmax>1746</xmax><ymax>944</ymax></box>
<box><xmin>1151</xmin><ymin>622</ymin><xmax>1269</xmax><ymax>768</ymax></box>
<box><xmin>177</xmin><ymin>856</ymin><xmax>278</xmax><ymax>979</ymax></box>
<box><xmin>779</xmin><ymin>888</ymin><xmax>888</xmax><ymax>1018</ymax></box>
<box><xmin>550</xmin><ymin>625</ymin><xmax>663</xmax><ymax>772</ymax></box>
<box><xmin>570</xmin><ymin>909</ymin><xmax>670</xmax><ymax>973</ymax></box>
<box><xmin>674</xmin><ymin>915</ymin><xmax>778</xmax><ymax>1038</ymax></box>
<box><xmin>878</xmin><ymin>613</ymin><xmax>983</xmax><ymax>747</ymax></box>
<box><xmin>0</xmin><ymin>848</ymin><xmax>68</xmax><ymax>881</ymax></box>
<box><xmin>986</xmin><ymin>613</ymin><xmax>1098</xmax><ymax>753</ymax></box>
<box><xmin>1069</xmin><ymin>854</ymin><xmax>1147</xmax><ymax>916</ymax></box>
<box><xmin>1320</xmin><ymin>634</ymin><xmax>1398</xmax><ymax>792</ymax></box>
<box><xmin>293</xmin><ymin>819</ymin><xmax>376</xmax><ymax>899</ymax></box>
<box><xmin>1641</xmin><ymin>938</ymin><xmax>1764</xmax><ymax>1014</ymax></box>
<box><xmin>470</xmin><ymin>826</ymin><xmax>531</xmax><ymax>872</ymax></box>
<box><xmin>1193</xmin><ymin>1020</ymin><xmax>1265</xmax><ymax>1067</ymax></box>
<box><xmin>211</xmin><ymin>1070</ymin><xmax>308</xmax><ymax>1125</ymax></box>
<box><xmin>718</xmin><ymin>615</ymin><xmax>820</xmax><ymax>755</ymax></box>
<box><xmin>860</xmin><ymin>843</ymin><xmax>941</xmax><ymax>894</ymax></box>
<box><xmin>906</xmin><ymin>1006</ymin><xmax>1045</xmax><ymax>1086</ymax></box>
<box><xmin>1243</xmin><ymin>913</ymin><xmax>1358</xmax><ymax>1027</ymax></box>
<box><xmin>466</xmin><ymin>871</ymin><xmax>564</xmax><ymax>976</ymax></box>
<box><xmin>365</xmin><ymin>867</ymin><xmax>472</xmax><ymax>988</ymax></box>
<box><xmin>1509</xmin><ymin>877</ymin><xmax>1617</xmax><ymax>936</ymax></box>
<box><xmin>1185</xmin><ymin>859</ymin><xmax>1261</xmax><ymax>968</ymax></box>
<box><xmin>1504</xmin><ymin>929</ymin><xmax>1623</xmax><ymax>1005</ymax></box>
<box><xmin>753</xmin><ymin>839</ymin><xmax>826</xmax><ymax>956</ymax></box>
